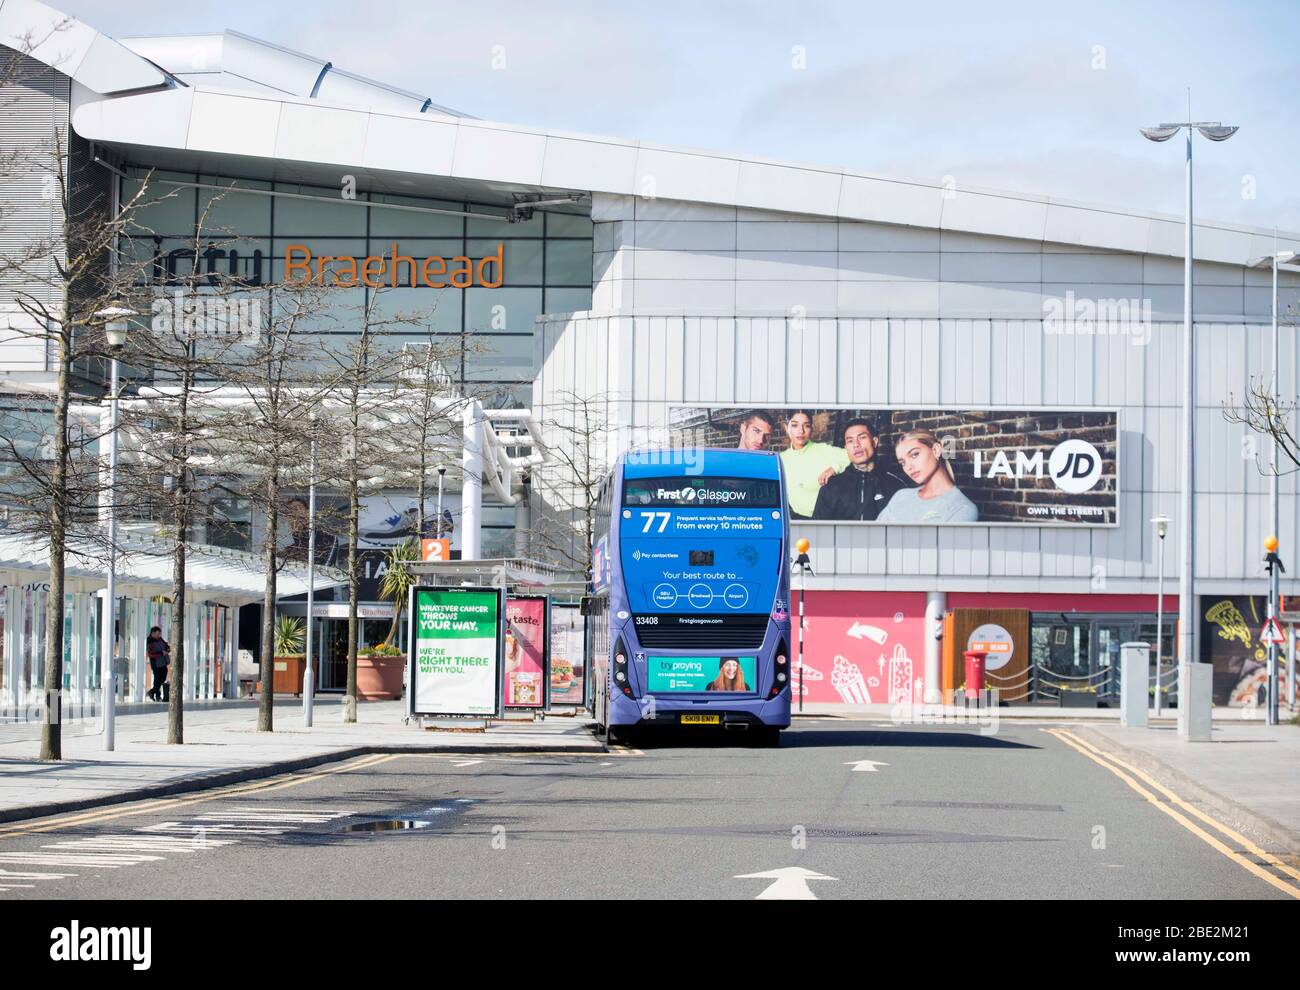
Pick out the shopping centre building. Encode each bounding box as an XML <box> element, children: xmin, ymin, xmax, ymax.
<box><xmin>2</xmin><ymin>0</ymin><xmax>1299</xmax><ymax>712</ymax></box>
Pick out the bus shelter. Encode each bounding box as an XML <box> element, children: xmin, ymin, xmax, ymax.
<box><xmin>405</xmin><ymin>558</ymin><xmax>588</xmax><ymax>725</ymax></box>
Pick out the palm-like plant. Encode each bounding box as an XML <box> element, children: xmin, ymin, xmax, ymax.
<box><xmin>274</xmin><ymin>615</ymin><xmax>306</xmax><ymax>656</ymax></box>
<box><xmin>378</xmin><ymin>537</ymin><xmax>420</xmax><ymax>649</ymax></box>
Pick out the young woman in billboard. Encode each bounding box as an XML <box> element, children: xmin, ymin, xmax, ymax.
<box><xmin>878</xmin><ymin>429</ymin><xmax>979</xmax><ymax>523</ymax></box>
<box><xmin>705</xmin><ymin>658</ymin><xmax>751</xmax><ymax>692</ymax></box>
<box><xmin>779</xmin><ymin>409</ymin><xmax>849</xmax><ymax>518</ymax></box>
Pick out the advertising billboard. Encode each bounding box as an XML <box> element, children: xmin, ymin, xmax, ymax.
<box><xmin>505</xmin><ymin>595</ymin><xmax>549</xmax><ymax>709</ymax></box>
<box><xmin>647</xmin><ymin>655</ymin><xmax>758</xmax><ymax>693</ymax></box>
<box><xmin>409</xmin><ymin>586</ymin><xmax>503</xmax><ymax>717</ymax></box>
<box><xmin>549</xmin><ymin>604</ymin><xmax>586</xmax><ymax>706</ymax></box>
<box><xmin>669</xmin><ymin>406</ymin><xmax>1119</xmax><ymax>526</ymax></box>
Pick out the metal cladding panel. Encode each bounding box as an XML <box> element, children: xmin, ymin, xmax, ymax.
<box><xmin>532</xmin><ymin>307</ymin><xmax>1300</xmax><ymax>592</ymax></box>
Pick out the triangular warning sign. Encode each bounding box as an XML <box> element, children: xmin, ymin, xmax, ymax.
<box><xmin>1260</xmin><ymin>617</ymin><xmax>1286</xmax><ymax>645</ymax></box>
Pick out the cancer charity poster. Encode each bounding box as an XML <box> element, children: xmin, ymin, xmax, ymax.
<box><xmin>505</xmin><ymin>596</ymin><xmax>547</xmax><ymax>708</ymax></box>
<box><xmin>412</xmin><ymin>588</ymin><xmax>501</xmax><ymax>716</ymax></box>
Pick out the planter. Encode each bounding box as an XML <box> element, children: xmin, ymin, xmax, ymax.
<box><xmin>1059</xmin><ymin>690</ymin><xmax>1098</xmax><ymax>708</ymax></box>
<box><xmin>356</xmin><ymin>654</ymin><xmax>406</xmax><ymax>701</ymax></box>
<box><xmin>271</xmin><ymin>654</ymin><xmax>307</xmax><ymax>696</ymax></box>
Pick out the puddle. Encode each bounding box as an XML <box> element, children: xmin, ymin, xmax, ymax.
<box><xmin>343</xmin><ymin>819</ymin><xmax>433</xmax><ymax>832</ymax></box>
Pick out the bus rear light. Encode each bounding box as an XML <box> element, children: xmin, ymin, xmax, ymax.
<box><xmin>776</xmin><ymin>672</ymin><xmax>787</xmax><ymax>682</ymax></box>
<box><xmin>615</xmin><ymin>671</ymin><xmax>626</xmax><ymax>683</ymax></box>
<box><xmin>776</xmin><ymin>654</ymin><xmax>787</xmax><ymax>665</ymax></box>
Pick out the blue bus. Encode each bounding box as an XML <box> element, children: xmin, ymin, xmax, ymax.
<box><xmin>590</xmin><ymin>449</ymin><xmax>792</xmax><ymax>744</ymax></box>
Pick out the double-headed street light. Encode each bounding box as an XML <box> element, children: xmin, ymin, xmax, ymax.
<box><xmin>1140</xmin><ymin>116</ymin><xmax>1238</xmax><ymax>739</ymax></box>
<box><xmin>94</xmin><ymin>301</ymin><xmax>135</xmax><ymax>751</ymax></box>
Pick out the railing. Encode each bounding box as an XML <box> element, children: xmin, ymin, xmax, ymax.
<box><xmin>984</xmin><ymin>662</ymin><xmax>1174</xmax><ymax>705</ymax></box>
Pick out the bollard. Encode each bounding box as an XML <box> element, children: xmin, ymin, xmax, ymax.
<box><xmin>963</xmin><ymin>650</ymin><xmax>986</xmax><ymax>702</ymax></box>
<box><xmin>1120</xmin><ymin>642</ymin><xmax>1149</xmax><ymax>727</ymax></box>
<box><xmin>1177</xmin><ymin>662</ymin><xmax>1213</xmax><ymax>741</ymax></box>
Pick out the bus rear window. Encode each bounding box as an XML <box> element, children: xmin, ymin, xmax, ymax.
<box><xmin>622</xmin><ymin>476</ymin><xmax>781</xmax><ymax>508</ymax></box>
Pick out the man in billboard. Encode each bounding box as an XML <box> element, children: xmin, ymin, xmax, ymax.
<box><xmin>812</xmin><ymin>418</ymin><xmax>908</xmax><ymax>521</ymax></box>
<box><xmin>735</xmin><ymin>410</ymin><xmax>775</xmax><ymax>451</ymax></box>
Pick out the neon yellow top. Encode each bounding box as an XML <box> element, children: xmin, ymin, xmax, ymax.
<box><xmin>780</xmin><ymin>442</ymin><xmax>850</xmax><ymax>517</ymax></box>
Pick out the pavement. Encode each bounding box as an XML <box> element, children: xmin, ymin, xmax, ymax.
<box><xmin>0</xmin><ymin>697</ymin><xmax>602</xmax><ymax>824</ymax></box>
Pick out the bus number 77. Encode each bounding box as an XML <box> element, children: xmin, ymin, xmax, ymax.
<box><xmin>639</xmin><ymin>511</ymin><xmax>671</xmax><ymax>534</ymax></box>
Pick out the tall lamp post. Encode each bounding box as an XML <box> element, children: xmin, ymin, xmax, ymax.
<box><xmin>302</xmin><ymin>417</ymin><xmax>318</xmax><ymax>728</ymax></box>
<box><xmin>95</xmin><ymin>302</ymin><xmax>134</xmax><ymax>751</ymax></box>
<box><xmin>1151</xmin><ymin>515</ymin><xmax>1169</xmax><ymax>716</ymax></box>
<box><xmin>1139</xmin><ymin>114</ymin><xmax>1238</xmax><ymax>738</ymax></box>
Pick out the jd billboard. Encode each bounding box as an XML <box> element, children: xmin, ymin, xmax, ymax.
<box><xmin>670</xmin><ymin>406</ymin><xmax>1119</xmax><ymax>526</ymax></box>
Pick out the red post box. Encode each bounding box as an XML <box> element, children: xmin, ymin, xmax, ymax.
<box><xmin>963</xmin><ymin>650</ymin><xmax>986</xmax><ymax>700</ymax></box>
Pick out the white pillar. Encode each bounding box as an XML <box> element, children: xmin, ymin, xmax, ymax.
<box><xmin>923</xmin><ymin>591</ymin><xmax>946</xmax><ymax>704</ymax></box>
<box><xmin>462</xmin><ymin>400</ymin><xmax>484</xmax><ymax>561</ymax></box>
<box><xmin>227</xmin><ymin>605</ymin><xmax>241</xmax><ymax>700</ymax></box>
<box><xmin>131</xmin><ymin>596</ymin><xmax>147</xmax><ymax>704</ymax></box>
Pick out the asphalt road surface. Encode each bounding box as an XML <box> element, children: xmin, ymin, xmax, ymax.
<box><xmin>2</xmin><ymin>719</ymin><xmax>1294</xmax><ymax>899</ymax></box>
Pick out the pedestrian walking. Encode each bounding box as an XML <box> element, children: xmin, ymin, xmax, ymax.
<box><xmin>146</xmin><ymin>626</ymin><xmax>171</xmax><ymax>702</ymax></box>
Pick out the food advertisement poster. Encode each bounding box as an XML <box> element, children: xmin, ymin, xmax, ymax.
<box><xmin>505</xmin><ymin>595</ymin><xmax>549</xmax><ymax>709</ymax></box>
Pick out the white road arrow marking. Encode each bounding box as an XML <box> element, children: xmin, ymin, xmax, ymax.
<box><xmin>843</xmin><ymin>760</ymin><xmax>890</xmax><ymax>772</ymax></box>
<box><xmin>735</xmin><ymin>866</ymin><xmax>838</xmax><ymax>900</ymax></box>
<box><xmin>452</xmin><ymin>760</ymin><xmax>483</xmax><ymax>767</ymax></box>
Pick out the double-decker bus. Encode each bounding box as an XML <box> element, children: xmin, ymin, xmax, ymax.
<box><xmin>590</xmin><ymin>449</ymin><xmax>792</xmax><ymax>744</ymax></box>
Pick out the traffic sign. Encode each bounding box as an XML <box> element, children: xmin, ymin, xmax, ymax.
<box><xmin>1260</xmin><ymin>617</ymin><xmax>1286</xmax><ymax>645</ymax></box>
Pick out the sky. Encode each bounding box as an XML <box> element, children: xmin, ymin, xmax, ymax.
<box><xmin>52</xmin><ymin>0</ymin><xmax>1300</xmax><ymax>230</ymax></box>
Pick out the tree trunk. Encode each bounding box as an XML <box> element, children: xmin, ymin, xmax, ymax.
<box><xmin>39</xmin><ymin>327</ymin><xmax>71</xmax><ymax>760</ymax></box>
<box><xmin>344</xmin><ymin>464</ymin><xmax>359</xmax><ymax>723</ymax></box>
<box><xmin>167</xmin><ymin>376</ymin><xmax>191</xmax><ymax>745</ymax></box>
<box><xmin>258</xmin><ymin>474</ymin><xmax>278</xmax><ymax>732</ymax></box>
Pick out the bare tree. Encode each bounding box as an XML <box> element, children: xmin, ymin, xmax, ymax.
<box><xmin>0</xmin><ymin>75</ymin><xmax>160</xmax><ymax>756</ymax></box>
<box><xmin>527</xmin><ymin>389</ymin><xmax>619</xmax><ymax>582</ymax></box>
<box><xmin>1224</xmin><ymin>375</ymin><xmax>1300</xmax><ymax>476</ymax></box>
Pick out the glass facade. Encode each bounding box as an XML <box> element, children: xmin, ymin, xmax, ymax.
<box><xmin>119</xmin><ymin>172</ymin><xmax>594</xmax><ymax>406</ymax></box>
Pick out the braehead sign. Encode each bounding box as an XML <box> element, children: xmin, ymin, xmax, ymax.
<box><xmin>284</xmin><ymin>241</ymin><xmax>504</xmax><ymax>288</ymax></box>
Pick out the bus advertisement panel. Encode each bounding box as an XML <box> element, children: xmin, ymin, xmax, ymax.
<box><xmin>409</xmin><ymin>586</ymin><xmax>503</xmax><ymax>717</ymax></box>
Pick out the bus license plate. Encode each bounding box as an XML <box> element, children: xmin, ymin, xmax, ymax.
<box><xmin>680</xmin><ymin>714</ymin><xmax>720</xmax><ymax>725</ymax></box>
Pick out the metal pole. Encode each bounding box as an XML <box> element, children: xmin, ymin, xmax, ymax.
<box><xmin>101</xmin><ymin>356</ymin><xmax>119</xmax><ymax>751</ymax></box>
<box><xmin>1155</xmin><ymin>530</ymin><xmax>1165</xmax><ymax>717</ymax></box>
<box><xmin>436</xmin><ymin>468</ymin><xmax>445</xmax><ymax>538</ymax></box>
<box><xmin>797</xmin><ymin>564</ymin><xmax>805</xmax><ymax>714</ymax></box>
<box><xmin>1269</xmin><ymin>254</ymin><xmax>1280</xmax><ymax>726</ymax></box>
<box><xmin>1288</xmin><ymin>622</ymin><xmax>1296</xmax><ymax>712</ymax></box>
<box><xmin>1177</xmin><ymin>123</ymin><xmax>1198</xmax><ymax>739</ymax></box>
<box><xmin>302</xmin><ymin>435</ymin><xmax>317</xmax><ymax>727</ymax></box>
<box><xmin>1269</xmin><ymin>555</ymin><xmax>1280</xmax><ymax>725</ymax></box>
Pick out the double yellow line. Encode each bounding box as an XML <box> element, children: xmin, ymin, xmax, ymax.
<box><xmin>0</xmin><ymin>753</ymin><xmax>398</xmax><ymax>842</ymax></box>
<box><xmin>1046</xmin><ymin>728</ymin><xmax>1300</xmax><ymax>899</ymax></box>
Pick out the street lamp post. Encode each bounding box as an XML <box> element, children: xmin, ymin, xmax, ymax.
<box><xmin>1140</xmin><ymin>114</ymin><xmax>1238</xmax><ymax>739</ymax></box>
<box><xmin>95</xmin><ymin>303</ymin><xmax>133</xmax><ymax>752</ymax></box>
<box><xmin>302</xmin><ymin>427</ymin><xmax>318</xmax><ymax>728</ymax></box>
<box><xmin>1151</xmin><ymin>516</ymin><xmax>1169</xmax><ymax>717</ymax></box>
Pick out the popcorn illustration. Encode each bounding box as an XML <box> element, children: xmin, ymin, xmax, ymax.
<box><xmin>832</xmin><ymin>655</ymin><xmax>871</xmax><ymax>704</ymax></box>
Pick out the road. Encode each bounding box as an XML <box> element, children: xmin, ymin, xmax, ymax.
<box><xmin>1</xmin><ymin>719</ymin><xmax>1294</xmax><ymax>899</ymax></box>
